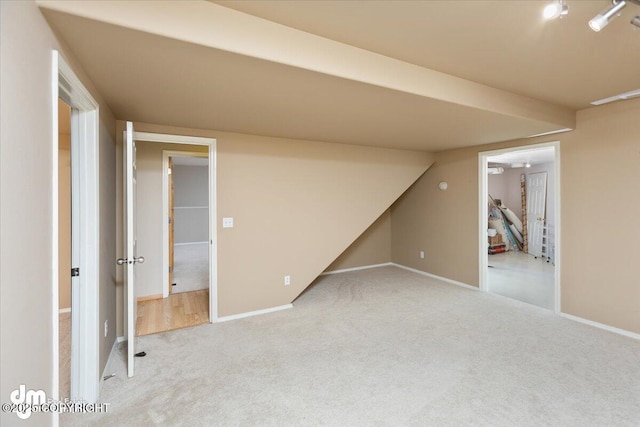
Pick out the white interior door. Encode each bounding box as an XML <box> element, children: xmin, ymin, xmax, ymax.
<box><xmin>122</xmin><ymin>121</ymin><xmax>144</xmax><ymax>378</ymax></box>
<box><xmin>527</xmin><ymin>172</ymin><xmax>548</xmax><ymax>257</ymax></box>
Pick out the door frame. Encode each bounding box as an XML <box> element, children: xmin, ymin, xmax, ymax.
<box><xmin>132</xmin><ymin>132</ymin><xmax>218</xmax><ymax>321</ymax></box>
<box><xmin>51</xmin><ymin>50</ymin><xmax>101</xmax><ymax>407</ymax></box>
<box><xmin>478</xmin><ymin>141</ymin><xmax>561</xmax><ymax>314</ymax></box>
<box><xmin>161</xmin><ymin>150</ymin><xmax>209</xmax><ymax>298</ymax></box>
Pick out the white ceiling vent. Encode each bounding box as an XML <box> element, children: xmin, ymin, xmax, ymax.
<box><xmin>591</xmin><ymin>89</ymin><xmax>640</xmax><ymax>106</ymax></box>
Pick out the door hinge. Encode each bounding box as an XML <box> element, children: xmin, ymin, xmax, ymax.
<box><xmin>168</xmin><ymin>266</ymin><xmax>172</xmax><ymax>273</ymax></box>
<box><xmin>71</xmin><ymin>268</ymin><xmax>80</xmax><ymax>277</ymax></box>
<box><xmin>168</xmin><ymin>217</ymin><xmax>172</xmax><ymax>224</ymax></box>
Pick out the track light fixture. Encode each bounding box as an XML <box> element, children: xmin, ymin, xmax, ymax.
<box><xmin>545</xmin><ymin>0</ymin><xmax>640</xmax><ymax>31</ymax></box>
<box><xmin>543</xmin><ymin>1</ymin><xmax>569</xmax><ymax>20</ymax></box>
<box><xmin>589</xmin><ymin>0</ymin><xmax>628</xmax><ymax>31</ymax></box>
<box><xmin>588</xmin><ymin>0</ymin><xmax>640</xmax><ymax>31</ymax></box>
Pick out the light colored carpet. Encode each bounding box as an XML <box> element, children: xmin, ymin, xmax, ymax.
<box><xmin>63</xmin><ymin>266</ymin><xmax>640</xmax><ymax>426</ymax></box>
<box><xmin>488</xmin><ymin>251</ymin><xmax>555</xmax><ymax>310</ymax></box>
<box><xmin>172</xmin><ymin>243</ymin><xmax>209</xmax><ymax>293</ymax></box>
<box><xmin>59</xmin><ymin>311</ymin><xmax>71</xmax><ymax>399</ymax></box>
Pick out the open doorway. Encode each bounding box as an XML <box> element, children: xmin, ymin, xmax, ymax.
<box><xmin>127</xmin><ymin>138</ymin><xmax>216</xmax><ymax>337</ymax></box>
<box><xmin>120</xmin><ymin>125</ymin><xmax>217</xmax><ymax>377</ymax></box>
<box><xmin>479</xmin><ymin>142</ymin><xmax>561</xmax><ymax>312</ymax></box>
<box><xmin>169</xmin><ymin>155</ymin><xmax>210</xmax><ymax>296</ymax></box>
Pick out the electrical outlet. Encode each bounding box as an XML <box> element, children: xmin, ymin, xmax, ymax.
<box><xmin>420</xmin><ymin>251</ymin><xmax>425</xmax><ymax>259</ymax></box>
<box><xmin>284</xmin><ymin>275</ymin><xmax>291</xmax><ymax>286</ymax></box>
<box><xmin>222</xmin><ymin>217</ymin><xmax>234</xmax><ymax>228</ymax></box>
<box><xmin>104</xmin><ymin>320</ymin><xmax>109</xmax><ymax>338</ymax></box>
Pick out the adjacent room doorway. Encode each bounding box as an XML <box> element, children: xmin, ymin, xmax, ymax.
<box><xmin>121</xmin><ymin>124</ymin><xmax>217</xmax><ymax>378</ymax></box>
<box><xmin>167</xmin><ymin>153</ymin><xmax>210</xmax><ymax>296</ymax></box>
<box><xmin>479</xmin><ymin>142</ymin><xmax>561</xmax><ymax>312</ymax></box>
<box><xmin>134</xmin><ymin>151</ymin><xmax>211</xmax><ymax>337</ymax></box>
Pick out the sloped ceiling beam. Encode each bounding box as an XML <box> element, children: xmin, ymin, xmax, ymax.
<box><xmin>37</xmin><ymin>0</ymin><xmax>575</xmax><ymax>129</ymax></box>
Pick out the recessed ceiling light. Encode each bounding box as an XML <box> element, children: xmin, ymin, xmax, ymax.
<box><xmin>591</xmin><ymin>88</ymin><xmax>640</xmax><ymax>105</ymax></box>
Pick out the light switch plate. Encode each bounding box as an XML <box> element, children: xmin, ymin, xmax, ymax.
<box><xmin>223</xmin><ymin>217</ymin><xmax>234</xmax><ymax>228</ymax></box>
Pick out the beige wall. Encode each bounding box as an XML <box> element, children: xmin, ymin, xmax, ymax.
<box><xmin>115</xmin><ymin>121</ymin><xmax>433</xmax><ymax>333</ymax></box>
<box><xmin>0</xmin><ymin>3</ymin><xmax>117</xmax><ymax>425</ymax></box>
<box><xmin>135</xmin><ymin>142</ymin><xmax>208</xmax><ymax>298</ymax></box>
<box><xmin>391</xmin><ymin>149</ymin><xmax>480</xmax><ymax>286</ymax></box>
<box><xmin>559</xmin><ymin>100</ymin><xmax>639</xmax><ymax>333</ymax></box>
<box><xmin>487</xmin><ymin>172</ymin><xmax>508</xmax><ymax>210</ymax></box>
<box><xmin>58</xmin><ymin>101</ymin><xmax>71</xmax><ymax>310</ymax></box>
<box><xmin>97</xmin><ymin>113</ymin><xmax>117</xmax><ymax>383</ymax></box>
<box><xmin>488</xmin><ymin>167</ymin><xmax>525</xmax><ymax>218</ymax></box>
<box><xmin>325</xmin><ymin>210</ymin><xmax>391</xmax><ymax>272</ymax></box>
<box><xmin>392</xmin><ymin>98</ymin><xmax>640</xmax><ymax>334</ymax></box>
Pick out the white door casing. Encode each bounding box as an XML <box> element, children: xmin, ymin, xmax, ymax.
<box><xmin>526</xmin><ymin>172</ymin><xmax>548</xmax><ymax>258</ymax></box>
<box><xmin>53</xmin><ymin>51</ymin><xmax>101</xmax><ymax>411</ymax></box>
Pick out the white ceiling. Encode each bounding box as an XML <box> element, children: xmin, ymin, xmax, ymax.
<box><xmin>39</xmin><ymin>1</ymin><xmax>640</xmax><ymax>152</ymax></box>
<box><xmin>488</xmin><ymin>146</ymin><xmax>556</xmax><ymax>167</ymax></box>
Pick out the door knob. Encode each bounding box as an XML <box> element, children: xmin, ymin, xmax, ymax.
<box><xmin>117</xmin><ymin>257</ymin><xmax>144</xmax><ymax>265</ymax></box>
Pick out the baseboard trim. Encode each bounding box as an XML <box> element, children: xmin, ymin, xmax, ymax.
<box><xmin>391</xmin><ymin>263</ymin><xmax>479</xmax><ymax>291</ymax></box>
<box><xmin>58</xmin><ymin>307</ymin><xmax>71</xmax><ymax>314</ymax></box>
<box><xmin>137</xmin><ymin>294</ymin><xmax>163</xmax><ymax>302</ymax></box>
<box><xmin>321</xmin><ymin>262</ymin><xmax>393</xmax><ymax>276</ymax></box>
<box><xmin>216</xmin><ymin>304</ymin><xmax>293</xmax><ymax>323</ymax></box>
<box><xmin>560</xmin><ymin>313</ymin><xmax>640</xmax><ymax>341</ymax></box>
<box><xmin>116</xmin><ymin>336</ymin><xmax>126</xmax><ymax>343</ymax></box>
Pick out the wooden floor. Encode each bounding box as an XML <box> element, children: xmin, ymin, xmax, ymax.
<box><xmin>136</xmin><ymin>290</ymin><xmax>209</xmax><ymax>336</ymax></box>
